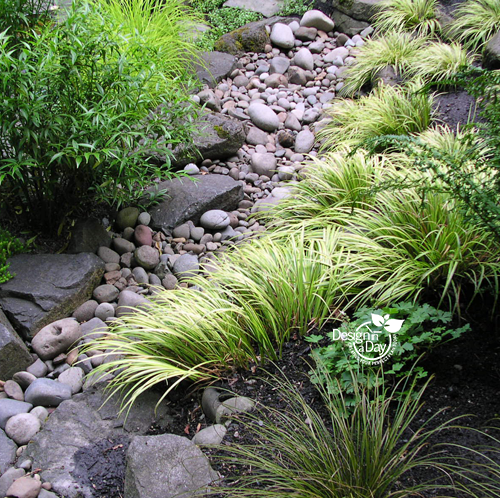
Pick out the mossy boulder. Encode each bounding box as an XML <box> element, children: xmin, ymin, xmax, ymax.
<box><xmin>215</xmin><ymin>16</ymin><xmax>295</xmax><ymax>56</ymax></box>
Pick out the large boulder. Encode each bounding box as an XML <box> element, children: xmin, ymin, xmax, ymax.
<box><xmin>223</xmin><ymin>0</ymin><xmax>283</xmax><ymax>17</ymax></box>
<box><xmin>0</xmin><ymin>309</ymin><xmax>32</xmax><ymax>380</ymax></box>
<box><xmin>149</xmin><ymin>175</ymin><xmax>244</xmax><ymax>235</ymax></box>
<box><xmin>66</xmin><ymin>218</ymin><xmax>111</xmax><ymax>254</ymax></box>
<box><xmin>194</xmin><ymin>51</ymin><xmax>237</xmax><ymax>88</ymax></box>
<box><xmin>483</xmin><ymin>31</ymin><xmax>500</xmax><ymax>70</ymax></box>
<box><xmin>0</xmin><ymin>253</ymin><xmax>104</xmax><ymax>338</ymax></box>
<box><xmin>124</xmin><ymin>434</ymin><xmax>217</xmax><ymax>498</ymax></box>
<box><xmin>329</xmin><ymin>8</ymin><xmax>370</xmax><ymax>35</ymax></box>
<box><xmin>170</xmin><ymin>112</ymin><xmax>245</xmax><ymax>167</ymax></box>
<box><xmin>26</xmin><ymin>383</ymin><xmax>173</xmax><ymax>498</ymax></box>
<box><xmin>214</xmin><ymin>16</ymin><xmax>295</xmax><ymax>55</ymax></box>
<box><xmin>327</xmin><ymin>0</ymin><xmax>381</xmax><ymax>20</ymax></box>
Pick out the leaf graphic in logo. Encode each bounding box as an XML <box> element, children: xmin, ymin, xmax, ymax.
<box><xmin>371</xmin><ymin>313</ymin><xmax>385</xmax><ymax>327</ymax></box>
<box><xmin>384</xmin><ymin>319</ymin><xmax>405</xmax><ymax>333</ymax></box>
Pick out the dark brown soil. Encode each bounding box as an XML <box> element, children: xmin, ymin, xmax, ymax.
<box><xmin>435</xmin><ymin>89</ymin><xmax>482</xmax><ymax>130</ymax></box>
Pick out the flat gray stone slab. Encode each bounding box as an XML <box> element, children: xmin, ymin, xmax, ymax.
<box><xmin>26</xmin><ymin>383</ymin><xmax>173</xmax><ymax>498</ymax></box>
<box><xmin>125</xmin><ymin>434</ymin><xmax>218</xmax><ymax>498</ymax></box>
<box><xmin>0</xmin><ymin>253</ymin><xmax>105</xmax><ymax>338</ymax></box>
<box><xmin>195</xmin><ymin>51</ymin><xmax>237</xmax><ymax>88</ymax></box>
<box><xmin>172</xmin><ymin>112</ymin><xmax>246</xmax><ymax>167</ymax></box>
<box><xmin>149</xmin><ymin>175</ymin><xmax>244</xmax><ymax>235</ymax></box>
<box><xmin>223</xmin><ymin>0</ymin><xmax>283</xmax><ymax>17</ymax></box>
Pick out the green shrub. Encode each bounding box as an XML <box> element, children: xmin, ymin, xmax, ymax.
<box><xmin>209</xmin><ymin>373</ymin><xmax>500</xmax><ymax>498</ymax></box>
<box><xmin>372</xmin><ymin>0</ymin><xmax>441</xmax><ymax>36</ymax></box>
<box><xmin>340</xmin><ymin>31</ymin><xmax>427</xmax><ymax>96</ymax></box>
<box><xmin>451</xmin><ymin>0</ymin><xmax>500</xmax><ymax>51</ymax></box>
<box><xmin>0</xmin><ymin>2</ymin><xmax>199</xmax><ymax>230</ymax></box>
<box><xmin>0</xmin><ymin>0</ymin><xmax>53</xmax><ymax>51</ymax></box>
<box><xmin>0</xmin><ymin>229</ymin><xmax>25</xmax><ymax>283</ymax></box>
<box><xmin>307</xmin><ymin>302</ymin><xmax>469</xmax><ymax>403</ymax></box>
<box><xmin>319</xmin><ymin>80</ymin><xmax>435</xmax><ymax>151</ymax></box>
<box><xmin>190</xmin><ymin>0</ymin><xmax>262</xmax><ymax>51</ymax></box>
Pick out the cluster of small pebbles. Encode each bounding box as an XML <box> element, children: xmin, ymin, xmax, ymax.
<box><xmin>0</xmin><ymin>9</ymin><xmax>373</xmax><ymax>498</ymax></box>
<box><xmin>192</xmin><ymin>10</ymin><xmax>372</xmax><ymax>193</ymax></box>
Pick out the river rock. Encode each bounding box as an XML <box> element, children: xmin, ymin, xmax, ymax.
<box><xmin>149</xmin><ymin>175</ymin><xmax>243</xmax><ymax>235</ymax></box>
<box><xmin>134</xmin><ymin>225</ymin><xmax>153</xmax><ymax>247</ymax></box>
<box><xmin>31</xmin><ymin>318</ymin><xmax>81</xmax><ymax>361</ymax></box>
<box><xmin>94</xmin><ymin>303</ymin><xmax>115</xmax><ymax>321</ymax></box>
<box><xmin>134</xmin><ymin>246</ymin><xmax>159</xmax><ymax>271</ymax></box>
<box><xmin>192</xmin><ymin>424</ymin><xmax>227</xmax><ymax>446</ymax></box>
<box><xmin>246</xmin><ymin>126</ymin><xmax>269</xmax><ymax>145</ymax></box>
<box><xmin>72</xmin><ymin>300</ymin><xmax>98</xmax><ymax>322</ymax></box>
<box><xmin>5</xmin><ymin>476</ymin><xmax>41</xmax><ymax>498</ymax></box>
<box><xmin>269</xmin><ymin>56</ymin><xmax>290</xmax><ymax>74</ymax></box>
<box><xmin>124</xmin><ymin>434</ymin><xmax>217</xmax><ymax>498</ymax></box>
<box><xmin>215</xmin><ymin>396</ymin><xmax>256</xmax><ymax>424</ymax></box>
<box><xmin>300</xmin><ymin>9</ymin><xmax>335</xmax><ymax>32</ymax></box>
<box><xmin>0</xmin><ymin>399</ymin><xmax>33</xmax><ymax>429</ymax></box>
<box><xmin>12</xmin><ymin>372</ymin><xmax>36</xmax><ymax>390</ymax></box>
<box><xmin>116</xmin><ymin>290</ymin><xmax>150</xmax><ymax>318</ymax></box>
<box><xmin>116</xmin><ymin>207</ymin><xmax>139</xmax><ymax>231</ymax></box>
<box><xmin>26</xmin><ymin>359</ymin><xmax>47</xmax><ymax>378</ymax></box>
<box><xmin>4</xmin><ymin>380</ymin><xmax>24</xmax><ymax>402</ymax></box>
<box><xmin>80</xmin><ymin>317</ymin><xmax>108</xmax><ymax>342</ymax></box>
<box><xmin>294</xmin><ymin>47</ymin><xmax>314</xmax><ymax>70</ymax></box>
<box><xmin>172</xmin><ymin>254</ymin><xmax>200</xmax><ymax>281</ymax></box>
<box><xmin>248</xmin><ymin>103</ymin><xmax>280</xmax><ymax>132</ymax></box>
<box><xmin>0</xmin><ymin>468</ymin><xmax>25</xmax><ymax>497</ymax></box>
<box><xmin>0</xmin><ymin>309</ymin><xmax>32</xmax><ymax>380</ymax></box>
<box><xmin>270</xmin><ymin>23</ymin><xmax>295</xmax><ymax>49</ymax></box>
<box><xmin>294</xmin><ymin>26</ymin><xmax>317</xmax><ymax>41</ymax></box>
<box><xmin>199</xmin><ymin>210</ymin><xmax>231</xmax><ymax>230</ymax></box>
<box><xmin>112</xmin><ymin>237</ymin><xmax>135</xmax><ymax>255</ymax></box>
<box><xmin>5</xmin><ymin>413</ymin><xmax>41</xmax><ymax>445</ymax></box>
<box><xmin>295</xmin><ymin>129</ymin><xmax>315</xmax><ymax>153</ymax></box>
<box><xmin>58</xmin><ymin>367</ymin><xmax>85</xmax><ymax>394</ymax></box>
<box><xmin>24</xmin><ymin>378</ymin><xmax>72</xmax><ymax>407</ymax></box>
<box><xmin>0</xmin><ymin>253</ymin><xmax>104</xmax><ymax>338</ymax></box>
<box><xmin>251</xmin><ymin>153</ymin><xmax>277</xmax><ymax>177</ymax></box>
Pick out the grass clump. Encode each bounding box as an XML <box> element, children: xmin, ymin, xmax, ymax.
<box><xmin>209</xmin><ymin>373</ymin><xmax>500</xmax><ymax>498</ymax></box>
<box><xmin>451</xmin><ymin>0</ymin><xmax>500</xmax><ymax>50</ymax></box>
<box><xmin>339</xmin><ymin>31</ymin><xmax>427</xmax><ymax>96</ymax></box>
<box><xmin>319</xmin><ymin>81</ymin><xmax>435</xmax><ymax>151</ymax></box>
<box><xmin>372</xmin><ymin>0</ymin><xmax>441</xmax><ymax>36</ymax></box>
<box><xmin>93</xmin><ymin>0</ymin><xmax>204</xmax><ymax>85</ymax></box>
<box><xmin>411</xmin><ymin>41</ymin><xmax>475</xmax><ymax>85</ymax></box>
<box><xmin>81</xmin><ymin>229</ymin><xmax>348</xmax><ymax>412</ymax></box>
